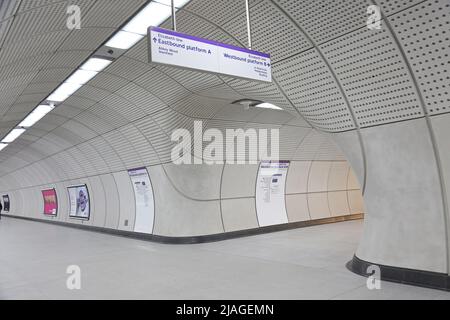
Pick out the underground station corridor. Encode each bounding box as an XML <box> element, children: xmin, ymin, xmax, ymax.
<box><xmin>0</xmin><ymin>0</ymin><xmax>450</xmax><ymax>309</ymax></box>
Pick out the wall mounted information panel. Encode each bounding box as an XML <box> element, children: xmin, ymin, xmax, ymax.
<box><xmin>148</xmin><ymin>27</ymin><xmax>272</xmax><ymax>82</ymax></box>
<box><xmin>42</xmin><ymin>189</ymin><xmax>58</xmax><ymax>216</ymax></box>
<box><xmin>68</xmin><ymin>185</ymin><xmax>90</xmax><ymax>220</ymax></box>
<box><xmin>256</xmin><ymin>161</ymin><xmax>290</xmax><ymax>226</ymax></box>
<box><xmin>128</xmin><ymin>168</ymin><xmax>154</xmax><ymax>234</ymax></box>
<box><xmin>2</xmin><ymin>194</ymin><xmax>9</xmax><ymax>212</ymax></box>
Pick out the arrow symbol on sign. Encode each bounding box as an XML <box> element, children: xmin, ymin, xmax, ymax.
<box><xmin>153</xmin><ymin>37</ymin><xmax>157</xmax><ymax>43</ymax></box>
<box><xmin>208</xmin><ymin>50</ymin><xmax>211</xmax><ymax>54</ymax></box>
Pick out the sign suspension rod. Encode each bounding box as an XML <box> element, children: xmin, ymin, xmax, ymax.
<box><xmin>171</xmin><ymin>0</ymin><xmax>177</xmax><ymax>31</ymax></box>
<box><xmin>245</xmin><ymin>0</ymin><xmax>252</xmax><ymax>50</ymax></box>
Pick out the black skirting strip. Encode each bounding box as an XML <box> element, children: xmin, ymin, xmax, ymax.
<box><xmin>1</xmin><ymin>213</ymin><xmax>363</xmax><ymax>244</ymax></box>
<box><xmin>347</xmin><ymin>254</ymin><xmax>450</xmax><ymax>291</ymax></box>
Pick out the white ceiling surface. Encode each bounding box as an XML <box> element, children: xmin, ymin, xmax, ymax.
<box><xmin>0</xmin><ymin>0</ymin><xmax>448</xmax><ymax>189</ymax></box>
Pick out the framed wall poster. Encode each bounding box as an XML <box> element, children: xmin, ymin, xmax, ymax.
<box><xmin>255</xmin><ymin>161</ymin><xmax>290</xmax><ymax>226</ymax></box>
<box><xmin>2</xmin><ymin>195</ymin><xmax>9</xmax><ymax>212</ymax></box>
<box><xmin>67</xmin><ymin>185</ymin><xmax>90</xmax><ymax>220</ymax></box>
<box><xmin>42</xmin><ymin>189</ymin><xmax>58</xmax><ymax>216</ymax></box>
<box><xmin>128</xmin><ymin>167</ymin><xmax>155</xmax><ymax>234</ymax></box>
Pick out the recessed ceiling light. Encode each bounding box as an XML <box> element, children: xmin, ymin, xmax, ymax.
<box><xmin>2</xmin><ymin>128</ymin><xmax>26</xmax><ymax>143</ymax></box>
<box><xmin>0</xmin><ymin>143</ymin><xmax>8</xmax><ymax>151</ymax></box>
<box><xmin>19</xmin><ymin>105</ymin><xmax>55</xmax><ymax>128</ymax></box>
<box><xmin>47</xmin><ymin>83</ymin><xmax>82</xmax><ymax>102</ymax></box>
<box><xmin>232</xmin><ymin>99</ymin><xmax>283</xmax><ymax>110</ymax></box>
<box><xmin>81</xmin><ymin>57</ymin><xmax>113</xmax><ymax>72</ymax></box>
<box><xmin>105</xmin><ymin>30</ymin><xmax>144</xmax><ymax>50</ymax></box>
<box><xmin>65</xmin><ymin>70</ymin><xmax>98</xmax><ymax>85</ymax></box>
<box><xmin>113</xmin><ymin>0</ymin><xmax>191</xmax><ymax>39</ymax></box>
<box><xmin>254</xmin><ymin>102</ymin><xmax>283</xmax><ymax>110</ymax></box>
<box><xmin>123</xmin><ymin>2</ymin><xmax>172</xmax><ymax>35</ymax></box>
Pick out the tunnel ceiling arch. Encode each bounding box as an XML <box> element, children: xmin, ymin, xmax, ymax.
<box><xmin>0</xmin><ymin>0</ymin><xmax>447</xmax><ymax>191</ymax></box>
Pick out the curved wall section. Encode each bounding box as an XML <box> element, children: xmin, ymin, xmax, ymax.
<box><xmin>1</xmin><ymin>155</ymin><xmax>364</xmax><ymax>238</ymax></box>
<box><xmin>357</xmin><ymin>119</ymin><xmax>447</xmax><ymax>272</ymax></box>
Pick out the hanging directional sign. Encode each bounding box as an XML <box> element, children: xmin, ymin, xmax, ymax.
<box><xmin>148</xmin><ymin>27</ymin><xmax>272</xmax><ymax>82</ymax></box>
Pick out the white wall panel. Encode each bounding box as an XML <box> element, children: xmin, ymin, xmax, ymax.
<box><xmin>328</xmin><ymin>191</ymin><xmax>350</xmax><ymax>217</ymax></box>
<box><xmin>87</xmin><ymin>176</ymin><xmax>106</xmax><ymax>228</ymax></box>
<box><xmin>357</xmin><ymin>119</ymin><xmax>446</xmax><ymax>272</ymax></box>
<box><xmin>113</xmin><ymin>171</ymin><xmax>136</xmax><ymax>232</ymax></box>
<box><xmin>55</xmin><ymin>182</ymin><xmax>69</xmax><ymax>223</ymax></box>
<box><xmin>328</xmin><ymin>162</ymin><xmax>350</xmax><ymax>191</ymax></box>
<box><xmin>285</xmin><ymin>194</ymin><xmax>310</xmax><ymax>222</ymax></box>
<box><xmin>163</xmin><ymin>163</ymin><xmax>223</xmax><ymax>200</ymax></box>
<box><xmin>285</xmin><ymin>161</ymin><xmax>310</xmax><ymax>194</ymax></box>
<box><xmin>100</xmin><ymin>174</ymin><xmax>120</xmax><ymax>230</ymax></box>
<box><xmin>308</xmin><ymin>162</ymin><xmax>331</xmax><ymax>192</ymax></box>
<box><xmin>149</xmin><ymin>165</ymin><xmax>223</xmax><ymax>237</ymax></box>
<box><xmin>221</xmin><ymin>198</ymin><xmax>258</xmax><ymax>232</ymax></box>
<box><xmin>221</xmin><ymin>164</ymin><xmax>259</xmax><ymax>199</ymax></box>
<box><xmin>348</xmin><ymin>190</ymin><xmax>364</xmax><ymax>215</ymax></box>
<box><xmin>308</xmin><ymin>193</ymin><xmax>331</xmax><ymax>220</ymax></box>
<box><xmin>328</xmin><ymin>131</ymin><xmax>365</xmax><ymax>189</ymax></box>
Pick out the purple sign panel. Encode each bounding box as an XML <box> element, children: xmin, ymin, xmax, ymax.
<box><xmin>149</xmin><ymin>27</ymin><xmax>271</xmax><ymax>82</ymax></box>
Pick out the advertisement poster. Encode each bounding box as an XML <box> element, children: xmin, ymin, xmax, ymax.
<box><xmin>255</xmin><ymin>161</ymin><xmax>290</xmax><ymax>226</ymax></box>
<box><xmin>2</xmin><ymin>195</ymin><xmax>9</xmax><ymax>212</ymax></box>
<box><xmin>68</xmin><ymin>185</ymin><xmax>90</xmax><ymax>220</ymax></box>
<box><xmin>42</xmin><ymin>189</ymin><xmax>58</xmax><ymax>216</ymax></box>
<box><xmin>128</xmin><ymin>168</ymin><xmax>154</xmax><ymax>234</ymax></box>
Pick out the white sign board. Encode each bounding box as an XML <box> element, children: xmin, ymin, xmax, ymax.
<box><xmin>149</xmin><ymin>27</ymin><xmax>272</xmax><ymax>82</ymax></box>
<box><xmin>128</xmin><ymin>168</ymin><xmax>154</xmax><ymax>234</ymax></box>
<box><xmin>256</xmin><ymin>161</ymin><xmax>289</xmax><ymax>226</ymax></box>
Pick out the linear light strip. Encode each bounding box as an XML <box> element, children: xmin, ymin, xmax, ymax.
<box><xmin>1</xmin><ymin>128</ymin><xmax>26</xmax><ymax>144</ymax></box>
<box><xmin>19</xmin><ymin>104</ymin><xmax>55</xmax><ymax>128</ymax></box>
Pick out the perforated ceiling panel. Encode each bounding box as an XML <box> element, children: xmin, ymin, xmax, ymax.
<box><xmin>133</xmin><ymin>68</ymin><xmax>191</xmax><ymax>105</ymax></box>
<box><xmin>389</xmin><ymin>0</ymin><xmax>450</xmax><ymax>116</ymax></box>
<box><xmin>376</xmin><ymin>0</ymin><xmax>428</xmax><ymax>16</ymax></box>
<box><xmin>82</xmin><ymin>0</ymin><xmax>147</xmax><ymax>28</ymax></box>
<box><xmin>171</xmin><ymin>95</ymin><xmax>223</xmax><ymax>119</ymax></box>
<box><xmin>6</xmin><ymin>1</ymin><xmax>92</xmax><ymax>43</ymax></box>
<box><xmin>274</xmin><ymin>49</ymin><xmax>355</xmax><ymax>132</ymax></box>
<box><xmin>0</xmin><ymin>30</ymin><xmax>69</xmax><ymax>66</ymax></box>
<box><xmin>156</xmin><ymin>66</ymin><xmax>224</xmax><ymax>94</ymax></box>
<box><xmin>104</xmin><ymin>56</ymin><xmax>152</xmax><ymax>82</ymax></box>
<box><xmin>225</xmin><ymin>77</ymin><xmax>299</xmax><ymax>115</ymax></box>
<box><xmin>320</xmin><ymin>23</ymin><xmax>423</xmax><ymax>127</ymax></box>
<box><xmin>183</xmin><ymin>0</ymin><xmax>245</xmax><ymax>26</ymax></box>
<box><xmin>276</xmin><ymin>0</ymin><xmax>371</xmax><ymax>44</ymax></box>
<box><xmin>0</xmin><ymin>0</ymin><xmax>19</xmax><ymax>44</ymax></box>
<box><xmin>222</xmin><ymin>0</ymin><xmax>311</xmax><ymax>62</ymax></box>
<box><xmin>160</xmin><ymin>8</ymin><xmax>217</xmax><ymax>39</ymax></box>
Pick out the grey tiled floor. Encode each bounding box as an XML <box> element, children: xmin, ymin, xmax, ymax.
<box><xmin>1</xmin><ymin>217</ymin><xmax>449</xmax><ymax>300</ymax></box>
